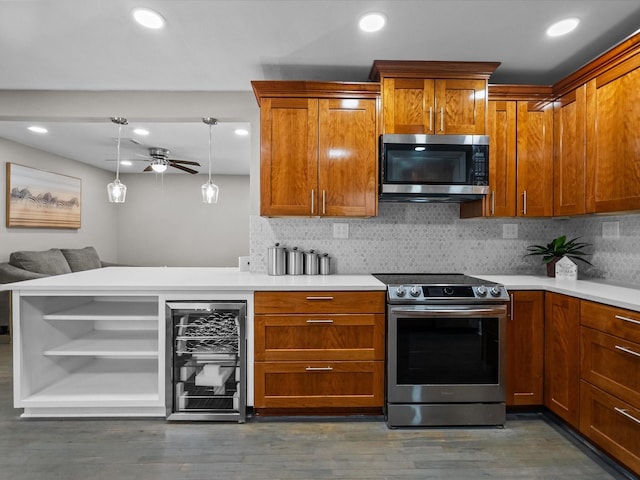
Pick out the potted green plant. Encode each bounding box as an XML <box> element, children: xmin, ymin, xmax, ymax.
<box><xmin>526</xmin><ymin>235</ymin><xmax>593</xmax><ymax>277</ymax></box>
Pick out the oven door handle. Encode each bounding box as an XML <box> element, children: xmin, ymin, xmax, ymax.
<box><xmin>390</xmin><ymin>306</ymin><xmax>506</xmax><ymax>317</ymax></box>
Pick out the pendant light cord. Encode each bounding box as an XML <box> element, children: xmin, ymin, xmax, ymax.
<box><xmin>116</xmin><ymin>122</ymin><xmax>122</xmax><ymax>181</ymax></box>
<box><xmin>207</xmin><ymin>122</ymin><xmax>213</xmax><ymax>182</ymax></box>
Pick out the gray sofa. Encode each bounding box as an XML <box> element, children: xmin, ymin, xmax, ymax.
<box><xmin>0</xmin><ymin>247</ymin><xmax>117</xmax><ymax>331</ymax></box>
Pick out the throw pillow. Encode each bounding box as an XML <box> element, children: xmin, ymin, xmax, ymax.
<box><xmin>9</xmin><ymin>248</ymin><xmax>72</xmax><ymax>275</ymax></box>
<box><xmin>60</xmin><ymin>246</ymin><xmax>102</xmax><ymax>272</ymax></box>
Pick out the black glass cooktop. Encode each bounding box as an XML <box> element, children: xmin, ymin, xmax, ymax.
<box><xmin>372</xmin><ymin>273</ymin><xmax>497</xmax><ymax>286</ymax></box>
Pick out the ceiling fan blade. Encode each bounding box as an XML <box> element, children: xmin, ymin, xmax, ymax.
<box><xmin>170</xmin><ymin>163</ymin><xmax>199</xmax><ymax>174</ymax></box>
<box><xmin>143</xmin><ymin>165</ymin><xmax>153</xmax><ymax>172</ymax></box>
<box><xmin>168</xmin><ymin>159</ymin><xmax>201</xmax><ymax>166</ymax></box>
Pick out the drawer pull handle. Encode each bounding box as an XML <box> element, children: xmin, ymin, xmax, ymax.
<box><xmin>305</xmin><ymin>296</ymin><xmax>334</xmax><ymax>301</ymax></box>
<box><xmin>306</xmin><ymin>319</ymin><xmax>334</xmax><ymax>324</ymax></box>
<box><xmin>615</xmin><ymin>345</ymin><xmax>640</xmax><ymax>358</ymax></box>
<box><xmin>615</xmin><ymin>314</ymin><xmax>640</xmax><ymax>325</ymax></box>
<box><xmin>614</xmin><ymin>407</ymin><xmax>640</xmax><ymax>425</ymax></box>
<box><xmin>305</xmin><ymin>366</ymin><xmax>333</xmax><ymax>372</ymax></box>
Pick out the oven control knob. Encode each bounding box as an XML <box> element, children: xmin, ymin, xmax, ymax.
<box><xmin>395</xmin><ymin>286</ymin><xmax>406</xmax><ymax>297</ymax></box>
<box><xmin>476</xmin><ymin>286</ymin><xmax>487</xmax><ymax>297</ymax></box>
<box><xmin>490</xmin><ymin>286</ymin><xmax>502</xmax><ymax>297</ymax></box>
<box><xmin>410</xmin><ymin>286</ymin><xmax>421</xmax><ymax>297</ymax></box>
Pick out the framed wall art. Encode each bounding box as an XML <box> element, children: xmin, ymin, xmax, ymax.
<box><xmin>6</xmin><ymin>163</ymin><xmax>81</xmax><ymax>229</ymax></box>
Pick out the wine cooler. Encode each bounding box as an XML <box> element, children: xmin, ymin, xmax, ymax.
<box><xmin>166</xmin><ymin>301</ymin><xmax>246</xmax><ymax>421</ymax></box>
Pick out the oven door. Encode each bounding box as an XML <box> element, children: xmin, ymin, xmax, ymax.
<box><xmin>387</xmin><ymin>304</ymin><xmax>507</xmax><ymax>404</ymax></box>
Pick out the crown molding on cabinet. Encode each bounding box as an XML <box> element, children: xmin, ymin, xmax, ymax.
<box><xmin>251</xmin><ymin>81</ymin><xmax>380</xmax><ymax>106</ymax></box>
<box><xmin>368</xmin><ymin>60</ymin><xmax>501</xmax><ymax>81</ymax></box>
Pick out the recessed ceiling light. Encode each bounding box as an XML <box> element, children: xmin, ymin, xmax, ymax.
<box><xmin>234</xmin><ymin>128</ymin><xmax>249</xmax><ymax>136</ymax></box>
<box><xmin>546</xmin><ymin>17</ymin><xmax>579</xmax><ymax>37</ymax></box>
<box><xmin>359</xmin><ymin>13</ymin><xmax>386</xmax><ymax>33</ymax></box>
<box><xmin>132</xmin><ymin>7</ymin><xmax>166</xmax><ymax>29</ymax></box>
<box><xmin>27</xmin><ymin>126</ymin><xmax>48</xmax><ymax>134</ymax></box>
<box><xmin>133</xmin><ymin>128</ymin><xmax>149</xmax><ymax>136</ymax></box>
<box><xmin>120</xmin><ymin>160</ymin><xmax>133</xmax><ymax>166</ymax></box>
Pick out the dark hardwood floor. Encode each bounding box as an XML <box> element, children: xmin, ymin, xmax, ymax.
<box><xmin>0</xmin><ymin>342</ymin><xmax>633</xmax><ymax>480</ymax></box>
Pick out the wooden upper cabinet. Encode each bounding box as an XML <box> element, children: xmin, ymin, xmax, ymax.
<box><xmin>586</xmin><ymin>56</ymin><xmax>640</xmax><ymax>213</ymax></box>
<box><xmin>252</xmin><ymin>81</ymin><xmax>379</xmax><ymax>217</ymax></box>
<box><xmin>487</xmin><ymin>100</ymin><xmax>517</xmax><ymax>216</ymax></box>
<box><xmin>554</xmin><ymin>86</ymin><xmax>586</xmax><ymax>216</ymax></box>
<box><xmin>370</xmin><ymin>61</ymin><xmax>500</xmax><ymax>135</ymax></box>
<box><xmin>516</xmin><ymin>101</ymin><xmax>554</xmax><ymax>217</ymax></box>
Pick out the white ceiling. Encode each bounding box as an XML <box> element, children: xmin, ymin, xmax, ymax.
<box><xmin>1</xmin><ymin>0</ymin><xmax>639</xmax><ymax>175</ymax></box>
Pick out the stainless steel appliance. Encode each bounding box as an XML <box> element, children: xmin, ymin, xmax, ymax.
<box><xmin>373</xmin><ymin>274</ymin><xmax>509</xmax><ymax>427</ymax></box>
<box><xmin>379</xmin><ymin>134</ymin><xmax>489</xmax><ymax>203</ymax></box>
<box><xmin>166</xmin><ymin>301</ymin><xmax>246</xmax><ymax>421</ymax></box>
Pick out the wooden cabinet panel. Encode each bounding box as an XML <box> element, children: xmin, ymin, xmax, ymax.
<box><xmin>580</xmin><ymin>381</ymin><xmax>640</xmax><ymax>476</ymax></box>
<box><xmin>554</xmin><ymin>86</ymin><xmax>586</xmax><ymax>216</ymax></box>
<box><xmin>545</xmin><ymin>293</ymin><xmax>581</xmax><ymax>428</ymax></box>
<box><xmin>506</xmin><ymin>291</ymin><xmax>544</xmax><ymax>406</ymax></box>
<box><xmin>259</xmin><ymin>97</ymin><xmax>319</xmax><ymax>216</ymax></box>
<box><xmin>318</xmin><ymin>99</ymin><xmax>377</xmax><ymax>217</ymax></box>
<box><xmin>586</xmin><ymin>57</ymin><xmax>640</xmax><ymax>213</ymax></box>
<box><xmin>254</xmin><ymin>361</ymin><xmax>384</xmax><ymax>409</ymax></box>
<box><xmin>254</xmin><ymin>314</ymin><xmax>385</xmax><ymax>361</ymax></box>
<box><xmin>254</xmin><ymin>291</ymin><xmax>385</xmax><ymax>315</ymax></box>
<box><xmin>581</xmin><ymin>301</ymin><xmax>640</xmax><ymax>344</ymax></box>
<box><xmin>435</xmin><ymin>78</ymin><xmax>486</xmax><ymax>135</ymax></box>
<box><xmin>487</xmin><ymin>100</ymin><xmax>517</xmax><ymax>217</ymax></box>
<box><xmin>382</xmin><ymin>78</ymin><xmax>434</xmax><ymax>134</ymax></box>
<box><xmin>581</xmin><ymin>327</ymin><xmax>640</xmax><ymax>408</ymax></box>
<box><xmin>516</xmin><ymin>101</ymin><xmax>554</xmax><ymax>217</ymax></box>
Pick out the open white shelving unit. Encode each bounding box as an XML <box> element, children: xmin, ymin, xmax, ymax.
<box><xmin>14</xmin><ymin>295</ymin><xmax>165</xmax><ymax>418</ymax></box>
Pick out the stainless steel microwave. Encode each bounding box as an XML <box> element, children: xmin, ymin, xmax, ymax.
<box><xmin>379</xmin><ymin>134</ymin><xmax>489</xmax><ymax>203</ymax></box>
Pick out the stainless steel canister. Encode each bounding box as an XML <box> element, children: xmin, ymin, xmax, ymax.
<box><xmin>286</xmin><ymin>247</ymin><xmax>304</xmax><ymax>275</ymax></box>
<box><xmin>304</xmin><ymin>250</ymin><xmax>319</xmax><ymax>275</ymax></box>
<box><xmin>319</xmin><ymin>253</ymin><xmax>331</xmax><ymax>275</ymax></box>
<box><xmin>267</xmin><ymin>243</ymin><xmax>286</xmax><ymax>276</ymax></box>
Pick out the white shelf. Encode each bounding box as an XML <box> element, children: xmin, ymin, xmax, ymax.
<box><xmin>23</xmin><ymin>359</ymin><xmax>160</xmax><ymax>406</ymax></box>
<box><xmin>43</xmin><ymin>330</ymin><xmax>158</xmax><ymax>357</ymax></box>
<box><xmin>43</xmin><ymin>301</ymin><xmax>158</xmax><ymax>321</ymax></box>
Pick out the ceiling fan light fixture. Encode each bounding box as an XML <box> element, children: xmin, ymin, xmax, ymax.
<box><xmin>202</xmin><ymin>117</ymin><xmax>219</xmax><ymax>204</ymax></box>
<box><xmin>132</xmin><ymin>7</ymin><xmax>166</xmax><ymax>29</ymax></box>
<box><xmin>107</xmin><ymin>117</ymin><xmax>128</xmax><ymax>203</ymax></box>
<box><xmin>150</xmin><ymin>160</ymin><xmax>168</xmax><ymax>173</ymax></box>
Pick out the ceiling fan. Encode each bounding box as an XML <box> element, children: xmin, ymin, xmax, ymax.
<box><xmin>141</xmin><ymin>147</ymin><xmax>201</xmax><ymax>174</ymax></box>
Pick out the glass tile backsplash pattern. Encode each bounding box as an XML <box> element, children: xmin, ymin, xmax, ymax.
<box><xmin>250</xmin><ymin>204</ymin><xmax>640</xmax><ymax>286</ymax></box>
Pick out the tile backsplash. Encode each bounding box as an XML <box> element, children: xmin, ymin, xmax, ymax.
<box><xmin>250</xmin><ymin>204</ymin><xmax>640</xmax><ymax>286</ymax></box>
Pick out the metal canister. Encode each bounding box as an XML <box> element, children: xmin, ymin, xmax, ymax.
<box><xmin>286</xmin><ymin>247</ymin><xmax>304</xmax><ymax>275</ymax></box>
<box><xmin>304</xmin><ymin>250</ymin><xmax>319</xmax><ymax>275</ymax></box>
<box><xmin>267</xmin><ymin>243</ymin><xmax>286</xmax><ymax>276</ymax></box>
<box><xmin>319</xmin><ymin>253</ymin><xmax>331</xmax><ymax>275</ymax></box>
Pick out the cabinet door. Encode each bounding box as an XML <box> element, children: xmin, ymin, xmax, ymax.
<box><xmin>554</xmin><ymin>86</ymin><xmax>586</xmax><ymax>216</ymax></box>
<box><xmin>259</xmin><ymin>97</ymin><xmax>319</xmax><ymax>216</ymax></box>
<box><xmin>434</xmin><ymin>79</ymin><xmax>486</xmax><ymax>135</ymax></box>
<box><xmin>506</xmin><ymin>291</ymin><xmax>544</xmax><ymax>406</ymax></box>
<box><xmin>545</xmin><ymin>293</ymin><xmax>581</xmax><ymax>428</ymax></box>
<box><xmin>382</xmin><ymin>78</ymin><xmax>435</xmax><ymax>134</ymax></box>
<box><xmin>488</xmin><ymin>100</ymin><xmax>517</xmax><ymax>216</ymax></box>
<box><xmin>516</xmin><ymin>101</ymin><xmax>554</xmax><ymax>216</ymax></box>
<box><xmin>586</xmin><ymin>59</ymin><xmax>640</xmax><ymax>213</ymax></box>
<box><xmin>318</xmin><ymin>98</ymin><xmax>377</xmax><ymax>217</ymax></box>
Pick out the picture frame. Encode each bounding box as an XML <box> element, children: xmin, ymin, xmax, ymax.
<box><xmin>6</xmin><ymin>163</ymin><xmax>81</xmax><ymax>229</ymax></box>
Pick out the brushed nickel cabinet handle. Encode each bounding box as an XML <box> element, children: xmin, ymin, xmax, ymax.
<box><xmin>322</xmin><ymin>190</ymin><xmax>326</xmax><ymax>215</ymax></box>
<box><xmin>509</xmin><ymin>293</ymin><xmax>514</xmax><ymax>321</ymax></box>
<box><xmin>305</xmin><ymin>366</ymin><xmax>333</xmax><ymax>372</ymax></box>
<box><xmin>615</xmin><ymin>345</ymin><xmax>640</xmax><ymax>358</ymax></box>
<box><xmin>614</xmin><ymin>407</ymin><xmax>640</xmax><ymax>425</ymax></box>
<box><xmin>615</xmin><ymin>314</ymin><xmax>640</xmax><ymax>325</ymax></box>
<box><xmin>522</xmin><ymin>190</ymin><xmax>527</xmax><ymax>215</ymax></box>
<box><xmin>311</xmin><ymin>189</ymin><xmax>315</xmax><ymax>215</ymax></box>
<box><xmin>429</xmin><ymin>107</ymin><xmax>433</xmax><ymax>131</ymax></box>
<box><xmin>305</xmin><ymin>296</ymin><xmax>334</xmax><ymax>301</ymax></box>
<box><xmin>306</xmin><ymin>319</ymin><xmax>334</xmax><ymax>324</ymax></box>
<box><xmin>440</xmin><ymin>107</ymin><xmax>444</xmax><ymax>132</ymax></box>
<box><xmin>491</xmin><ymin>191</ymin><xmax>495</xmax><ymax>216</ymax></box>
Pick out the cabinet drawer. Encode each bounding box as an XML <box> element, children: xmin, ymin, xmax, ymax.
<box><xmin>580</xmin><ymin>381</ymin><xmax>640</xmax><ymax>475</ymax></box>
<box><xmin>581</xmin><ymin>301</ymin><xmax>640</xmax><ymax>343</ymax></box>
<box><xmin>581</xmin><ymin>327</ymin><xmax>640</xmax><ymax>408</ymax></box>
<box><xmin>254</xmin><ymin>314</ymin><xmax>385</xmax><ymax>361</ymax></box>
<box><xmin>254</xmin><ymin>361</ymin><xmax>384</xmax><ymax>408</ymax></box>
<box><xmin>254</xmin><ymin>291</ymin><xmax>385</xmax><ymax>314</ymax></box>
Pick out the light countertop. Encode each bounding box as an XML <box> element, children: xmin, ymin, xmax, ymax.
<box><xmin>4</xmin><ymin>268</ymin><xmax>640</xmax><ymax>313</ymax></box>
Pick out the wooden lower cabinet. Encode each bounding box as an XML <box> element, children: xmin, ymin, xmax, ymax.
<box><xmin>253</xmin><ymin>291</ymin><xmax>385</xmax><ymax>413</ymax></box>
<box><xmin>544</xmin><ymin>293</ymin><xmax>581</xmax><ymax>428</ymax></box>
<box><xmin>506</xmin><ymin>291</ymin><xmax>544</xmax><ymax>406</ymax></box>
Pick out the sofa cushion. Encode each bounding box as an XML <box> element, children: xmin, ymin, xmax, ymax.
<box><xmin>9</xmin><ymin>248</ymin><xmax>72</xmax><ymax>275</ymax></box>
<box><xmin>60</xmin><ymin>247</ymin><xmax>102</xmax><ymax>272</ymax></box>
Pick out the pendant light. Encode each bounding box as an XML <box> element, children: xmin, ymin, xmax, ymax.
<box><xmin>107</xmin><ymin>117</ymin><xmax>128</xmax><ymax>203</ymax></box>
<box><xmin>201</xmin><ymin>117</ymin><xmax>219</xmax><ymax>204</ymax></box>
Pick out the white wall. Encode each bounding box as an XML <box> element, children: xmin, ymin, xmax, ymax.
<box><xmin>116</xmin><ymin>173</ymin><xmax>250</xmax><ymax>266</ymax></box>
<box><xmin>0</xmin><ymin>138</ymin><xmax>118</xmax><ymax>263</ymax></box>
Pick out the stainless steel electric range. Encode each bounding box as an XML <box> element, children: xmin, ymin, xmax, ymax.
<box><xmin>373</xmin><ymin>273</ymin><xmax>510</xmax><ymax>428</ymax></box>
